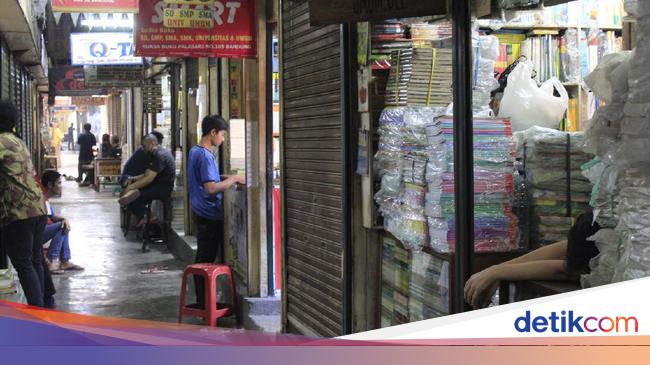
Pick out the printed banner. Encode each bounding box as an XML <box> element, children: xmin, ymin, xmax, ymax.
<box><xmin>71</xmin><ymin>32</ymin><xmax>142</xmax><ymax>66</ymax></box>
<box><xmin>52</xmin><ymin>0</ymin><xmax>139</xmax><ymax>13</ymax></box>
<box><xmin>136</xmin><ymin>0</ymin><xmax>257</xmax><ymax>58</ymax></box>
<box><xmin>49</xmin><ymin>66</ymin><xmax>106</xmax><ymax>96</ymax></box>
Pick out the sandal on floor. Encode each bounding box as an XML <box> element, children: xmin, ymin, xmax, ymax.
<box><xmin>60</xmin><ymin>261</ymin><xmax>84</xmax><ymax>271</ymax></box>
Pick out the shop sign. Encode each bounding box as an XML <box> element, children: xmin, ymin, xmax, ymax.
<box><xmin>53</xmin><ymin>105</ymin><xmax>78</xmax><ymax>111</ymax></box>
<box><xmin>84</xmin><ymin>65</ymin><xmax>144</xmax><ymax>88</ymax></box>
<box><xmin>143</xmin><ymin>84</ymin><xmax>163</xmax><ymax>113</ymax></box>
<box><xmin>71</xmin><ymin>32</ymin><xmax>143</xmax><ymax>66</ymax></box>
<box><xmin>49</xmin><ymin>66</ymin><xmax>107</xmax><ymax>96</ymax></box>
<box><xmin>136</xmin><ymin>0</ymin><xmax>257</xmax><ymax>58</ymax></box>
<box><xmin>163</xmin><ymin>8</ymin><xmax>214</xmax><ymax>29</ymax></box>
<box><xmin>308</xmin><ymin>0</ymin><xmax>446</xmax><ymax>25</ymax></box>
<box><xmin>52</xmin><ymin>0</ymin><xmax>139</xmax><ymax>13</ymax></box>
<box><xmin>71</xmin><ymin>96</ymin><xmax>106</xmax><ymax>106</ymax></box>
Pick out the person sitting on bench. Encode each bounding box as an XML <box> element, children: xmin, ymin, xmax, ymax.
<box><xmin>118</xmin><ymin>133</ymin><xmax>175</xmax><ymax>228</ymax></box>
<box><xmin>40</xmin><ymin>170</ymin><xmax>84</xmax><ymax>274</ymax></box>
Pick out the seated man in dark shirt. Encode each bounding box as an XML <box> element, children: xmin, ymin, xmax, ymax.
<box><xmin>118</xmin><ymin>133</ymin><xmax>175</xmax><ymax>225</ymax></box>
<box><xmin>120</xmin><ymin>132</ymin><xmax>163</xmax><ymax>186</ymax></box>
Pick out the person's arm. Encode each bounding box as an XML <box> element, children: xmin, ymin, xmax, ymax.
<box><xmin>203</xmin><ymin>175</ymin><xmax>244</xmax><ymax>195</ymax></box>
<box><xmin>50</xmin><ymin>215</ymin><xmax>71</xmax><ymax>232</ymax></box>
<box><xmin>124</xmin><ymin>169</ymin><xmax>157</xmax><ymax>191</ymax></box>
<box><xmin>464</xmin><ymin>260</ymin><xmax>567</xmax><ymax>308</ymax></box>
<box><xmin>462</xmin><ymin>240</ymin><xmax>569</xmax><ymax>309</ymax></box>
<box><xmin>504</xmin><ymin>240</ymin><xmax>567</xmax><ymax>265</ymax></box>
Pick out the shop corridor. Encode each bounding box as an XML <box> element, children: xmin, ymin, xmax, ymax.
<box><xmin>48</xmin><ymin>150</ymin><xmax>186</xmax><ymax>323</ymax></box>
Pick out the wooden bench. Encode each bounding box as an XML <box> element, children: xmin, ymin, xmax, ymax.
<box><xmin>93</xmin><ymin>158</ymin><xmax>122</xmax><ymax>192</ymax></box>
<box><xmin>44</xmin><ymin>155</ymin><xmax>58</xmax><ymax>171</ymax></box>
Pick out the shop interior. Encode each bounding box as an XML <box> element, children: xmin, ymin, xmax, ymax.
<box><xmin>351</xmin><ymin>0</ymin><xmax>632</xmax><ymax>327</ymax></box>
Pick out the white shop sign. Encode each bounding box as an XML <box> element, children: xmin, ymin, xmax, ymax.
<box><xmin>71</xmin><ymin>32</ymin><xmax>143</xmax><ymax>66</ymax></box>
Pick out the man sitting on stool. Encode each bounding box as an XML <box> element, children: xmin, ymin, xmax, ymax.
<box><xmin>119</xmin><ymin>133</ymin><xmax>175</xmax><ymax>228</ymax></box>
<box><xmin>120</xmin><ymin>131</ymin><xmax>164</xmax><ymax>187</ymax></box>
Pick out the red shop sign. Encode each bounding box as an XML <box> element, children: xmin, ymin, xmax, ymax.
<box><xmin>52</xmin><ymin>0</ymin><xmax>139</xmax><ymax>13</ymax></box>
<box><xmin>135</xmin><ymin>0</ymin><xmax>257</xmax><ymax>59</ymax></box>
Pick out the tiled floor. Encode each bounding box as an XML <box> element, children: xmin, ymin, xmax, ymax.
<box><xmin>48</xmin><ymin>149</ymin><xmax>188</xmax><ymax>323</ymax></box>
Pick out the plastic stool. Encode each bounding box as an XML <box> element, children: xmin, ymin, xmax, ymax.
<box><xmin>178</xmin><ymin>264</ymin><xmax>239</xmax><ymax>326</ymax></box>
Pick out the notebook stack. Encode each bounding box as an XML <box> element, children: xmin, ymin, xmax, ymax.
<box><xmin>406</xmin><ymin>48</ymin><xmax>453</xmax><ymax>108</ymax></box>
<box><xmin>426</xmin><ymin>117</ymin><xmax>518</xmax><ymax>252</ymax></box>
<box><xmin>515</xmin><ymin>126</ymin><xmax>593</xmax><ymax>247</ymax></box>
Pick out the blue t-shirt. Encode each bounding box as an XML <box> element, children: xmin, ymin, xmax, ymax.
<box><xmin>188</xmin><ymin>145</ymin><xmax>223</xmax><ymax>220</ymax></box>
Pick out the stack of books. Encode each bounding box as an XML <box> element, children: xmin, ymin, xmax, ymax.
<box><xmin>406</xmin><ymin>48</ymin><xmax>453</xmax><ymax>108</ymax></box>
<box><xmin>0</xmin><ymin>269</ymin><xmax>17</xmax><ymax>295</ymax></box>
<box><xmin>371</xmin><ymin>22</ymin><xmax>412</xmax><ymax>69</ymax></box>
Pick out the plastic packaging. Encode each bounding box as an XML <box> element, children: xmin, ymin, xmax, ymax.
<box><xmin>624</xmin><ymin>0</ymin><xmax>650</xmax><ymax>18</ymax></box>
<box><xmin>498</xmin><ymin>61</ymin><xmax>569</xmax><ymax>131</ymax></box>
<box><xmin>583</xmin><ymin>104</ymin><xmax>623</xmax><ymax>156</ymax></box>
<box><xmin>473</xmin><ymin>31</ymin><xmax>500</xmax><ymax>116</ymax></box>
<box><xmin>612</xmin><ymin>186</ymin><xmax>650</xmax><ymax>282</ymax></box>
<box><xmin>584</xmin><ymin>52</ymin><xmax>631</xmax><ymax>105</ymax></box>
<box><xmin>409</xmin><ymin>251</ymin><xmax>449</xmax><ymax>320</ymax></box>
<box><xmin>561</xmin><ymin>29</ymin><xmax>581</xmax><ymax>83</ymax></box>
<box><xmin>580</xmin><ymin>229</ymin><xmax>621</xmax><ymax>288</ymax></box>
<box><xmin>515</xmin><ymin>126</ymin><xmax>593</xmax><ymax>246</ymax></box>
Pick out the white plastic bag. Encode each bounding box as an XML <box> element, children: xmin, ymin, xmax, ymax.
<box><xmin>498</xmin><ymin>61</ymin><xmax>569</xmax><ymax>131</ymax></box>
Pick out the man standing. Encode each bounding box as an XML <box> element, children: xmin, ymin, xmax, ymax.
<box><xmin>187</xmin><ymin>115</ymin><xmax>244</xmax><ymax>308</ymax></box>
<box><xmin>0</xmin><ymin>100</ymin><xmax>49</xmax><ymax>307</ymax></box>
<box><xmin>77</xmin><ymin>123</ymin><xmax>96</xmax><ymax>186</ymax></box>
<box><xmin>50</xmin><ymin>122</ymin><xmax>64</xmax><ymax>167</ymax></box>
<box><xmin>119</xmin><ymin>133</ymin><xmax>176</xmax><ymax>227</ymax></box>
<box><xmin>67</xmin><ymin>123</ymin><xmax>75</xmax><ymax>151</ymax></box>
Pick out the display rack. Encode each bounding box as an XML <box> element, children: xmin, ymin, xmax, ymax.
<box><xmin>480</xmin><ymin>22</ymin><xmax>624</xmax><ymax>131</ymax></box>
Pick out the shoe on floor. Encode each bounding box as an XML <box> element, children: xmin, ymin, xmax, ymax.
<box><xmin>118</xmin><ymin>189</ymin><xmax>141</xmax><ymax>206</ymax></box>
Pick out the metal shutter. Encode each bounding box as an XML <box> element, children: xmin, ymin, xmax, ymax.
<box><xmin>9</xmin><ymin>55</ymin><xmax>15</xmax><ymax>105</ymax></box>
<box><xmin>282</xmin><ymin>0</ymin><xmax>349</xmax><ymax>337</ymax></box>
<box><xmin>185</xmin><ymin>58</ymin><xmax>199</xmax><ymax>89</ymax></box>
<box><xmin>0</xmin><ymin>41</ymin><xmax>8</xmax><ymax>100</ymax></box>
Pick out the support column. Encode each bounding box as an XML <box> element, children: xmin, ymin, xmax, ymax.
<box><xmin>452</xmin><ymin>0</ymin><xmax>474</xmax><ymax>313</ymax></box>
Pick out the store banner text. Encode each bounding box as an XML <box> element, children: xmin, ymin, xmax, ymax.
<box><xmin>135</xmin><ymin>0</ymin><xmax>257</xmax><ymax>58</ymax></box>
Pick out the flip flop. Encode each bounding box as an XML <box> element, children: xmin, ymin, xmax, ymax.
<box><xmin>140</xmin><ymin>266</ymin><xmax>169</xmax><ymax>274</ymax></box>
<box><xmin>50</xmin><ymin>269</ymin><xmax>65</xmax><ymax>275</ymax></box>
<box><xmin>60</xmin><ymin>262</ymin><xmax>84</xmax><ymax>271</ymax></box>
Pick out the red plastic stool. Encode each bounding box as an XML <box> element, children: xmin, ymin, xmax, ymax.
<box><xmin>178</xmin><ymin>264</ymin><xmax>239</xmax><ymax>326</ymax></box>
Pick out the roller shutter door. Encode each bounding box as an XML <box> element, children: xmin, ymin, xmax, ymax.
<box><xmin>281</xmin><ymin>0</ymin><xmax>350</xmax><ymax>337</ymax></box>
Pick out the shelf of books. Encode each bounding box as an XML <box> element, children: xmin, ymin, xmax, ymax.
<box><xmin>380</xmin><ymin>233</ymin><xmax>527</xmax><ymax>326</ymax></box>
<box><xmin>479</xmin><ymin>0</ymin><xmax>625</xmax><ymax>131</ymax></box>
